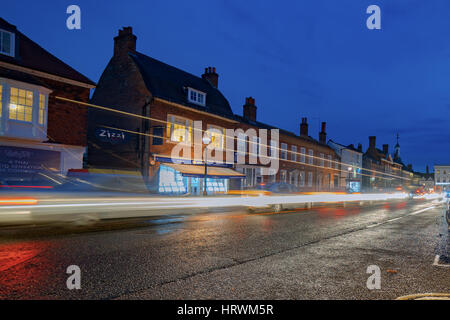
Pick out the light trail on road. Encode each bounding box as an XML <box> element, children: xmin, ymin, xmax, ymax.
<box><xmin>0</xmin><ymin>192</ymin><xmax>442</xmax><ymax>225</ymax></box>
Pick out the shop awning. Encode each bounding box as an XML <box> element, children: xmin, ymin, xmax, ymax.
<box><xmin>164</xmin><ymin>163</ymin><xmax>245</xmax><ymax>179</ymax></box>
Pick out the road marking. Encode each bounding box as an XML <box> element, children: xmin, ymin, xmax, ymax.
<box><xmin>386</xmin><ymin>217</ymin><xmax>401</xmax><ymax>223</ymax></box>
<box><xmin>409</xmin><ymin>206</ymin><xmax>436</xmax><ymax>216</ymax></box>
<box><xmin>366</xmin><ymin>205</ymin><xmax>436</xmax><ymax>229</ymax></box>
<box><xmin>433</xmin><ymin>255</ymin><xmax>450</xmax><ymax>268</ymax></box>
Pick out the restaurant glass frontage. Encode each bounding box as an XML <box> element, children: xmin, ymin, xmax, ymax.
<box><xmin>157</xmin><ymin>163</ymin><xmax>244</xmax><ymax>195</ymax></box>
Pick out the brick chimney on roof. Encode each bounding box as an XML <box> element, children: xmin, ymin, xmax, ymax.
<box><xmin>300</xmin><ymin>117</ymin><xmax>308</xmax><ymax>136</ymax></box>
<box><xmin>382</xmin><ymin>144</ymin><xmax>389</xmax><ymax>155</ymax></box>
<box><xmin>243</xmin><ymin>97</ymin><xmax>257</xmax><ymax>122</ymax></box>
<box><xmin>202</xmin><ymin>67</ymin><xmax>219</xmax><ymax>88</ymax></box>
<box><xmin>369</xmin><ymin>136</ymin><xmax>376</xmax><ymax>151</ymax></box>
<box><xmin>319</xmin><ymin>122</ymin><xmax>327</xmax><ymax>144</ymax></box>
<box><xmin>114</xmin><ymin>27</ymin><xmax>136</xmax><ymax>58</ymax></box>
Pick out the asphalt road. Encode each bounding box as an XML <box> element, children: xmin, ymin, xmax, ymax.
<box><xmin>0</xmin><ymin>198</ymin><xmax>448</xmax><ymax>299</ymax></box>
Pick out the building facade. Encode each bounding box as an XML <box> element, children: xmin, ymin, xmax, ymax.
<box><xmin>328</xmin><ymin>140</ymin><xmax>363</xmax><ymax>192</ymax></box>
<box><xmin>434</xmin><ymin>165</ymin><xmax>450</xmax><ymax>191</ymax></box>
<box><xmin>0</xmin><ymin>18</ymin><xmax>95</xmax><ymax>186</ymax></box>
<box><xmin>87</xmin><ymin>27</ymin><xmax>343</xmax><ymax>194</ymax></box>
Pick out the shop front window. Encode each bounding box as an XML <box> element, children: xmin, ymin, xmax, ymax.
<box><xmin>159</xmin><ymin>165</ymin><xmax>187</xmax><ymax>194</ymax></box>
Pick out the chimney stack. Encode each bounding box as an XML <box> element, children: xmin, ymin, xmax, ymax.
<box><xmin>243</xmin><ymin>97</ymin><xmax>257</xmax><ymax>122</ymax></box>
<box><xmin>407</xmin><ymin>164</ymin><xmax>413</xmax><ymax>172</ymax></box>
<box><xmin>114</xmin><ymin>27</ymin><xmax>136</xmax><ymax>58</ymax></box>
<box><xmin>426</xmin><ymin>165</ymin><xmax>429</xmax><ymax>175</ymax></box>
<box><xmin>319</xmin><ymin>122</ymin><xmax>327</xmax><ymax>144</ymax></box>
<box><xmin>382</xmin><ymin>144</ymin><xmax>389</xmax><ymax>155</ymax></box>
<box><xmin>369</xmin><ymin>136</ymin><xmax>376</xmax><ymax>150</ymax></box>
<box><xmin>357</xmin><ymin>143</ymin><xmax>362</xmax><ymax>152</ymax></box>
<box><xmin>300</xmin><ymin>118</ymin><xmax>308</xmax><ymax>136</ymax></box>
<box><xmin>202</xmin><ymin>66</ymin><xmax>219</xmax><ymax>88</ymax></box>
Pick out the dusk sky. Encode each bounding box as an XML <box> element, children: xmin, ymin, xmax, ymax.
<box><xmin>3</xmin><ymin>0</ymin><xmax>449</xmax><ymax>172</ymax></box>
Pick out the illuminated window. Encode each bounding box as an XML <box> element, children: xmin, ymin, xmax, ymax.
<box><xmin>328</xmin><ymin>155</ymin><xmax>332</xmax><ymax>167</ymax></box>
<box><xmin>207</xmin><ymin>125</ymin><xmax>225</xmax><ymax>150</ymax></box>
<box><xmin>0</xmin><ymin>29</ymin><xmax>15</xmax><ymax>57</ymax></box>
<box><xmin>9</xmin><ymin>87</ymin><xmax>33</xmax><ymax>122</ymax></box>
<box><xmin>320</xmin><ymin>153</ymin><xmax>325</xmax><ymax>167</ymax></box>
<box><xmin>308</xmin><ymin>172</ymin><xmax>313</xmax><ymax>187</ymax></box>
<box><xmin>38</xmin><ymin>94</ymin><xmax>45</xmax><ymax>125</ymax></box>
<box><xmin>158</xmin><ymin>165</ymin><xmax>187</xmax><ymax>194</ymax></box>
<box><xmin>187</xmin><ymin>88</ymin><xmax>206</xmax><ymax>106</ymax></box>
<box><xmin>167</xmin><ymin>115</ymin><xmax>192</xmax><ymax>143</ymax></box>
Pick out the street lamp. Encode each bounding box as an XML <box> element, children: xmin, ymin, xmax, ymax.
<box><xmin>202</xmin><ymin>135</ymin><xmax>211</xmax><ymax>196</ymax></box>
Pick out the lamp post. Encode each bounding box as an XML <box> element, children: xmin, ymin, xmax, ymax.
<box><xmin>202</xmin><ymin>135</ymin><xmax>211</xmax><ymax>196</ymax></box>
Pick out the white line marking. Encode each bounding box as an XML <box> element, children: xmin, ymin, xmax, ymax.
<box><xmin>366</xmin><ymin>206</ymin><xmax>436</xmax><ymax>229</ymax></box>
<box><xmin>433</xmin><ymin>255</ymin><xmax>450</xmax><ymax>268</ymax></box>
<box><xmin>409</xmin><ymin>206</ymin><xmax>436</xmax><ymax>216</ymax></box>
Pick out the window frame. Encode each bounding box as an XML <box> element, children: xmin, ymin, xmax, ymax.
<box><xmin>308</xmin><ymin>149</ymin><xmax>314</xmax><ymax>164</ymax></box>
<box><xmin>9</xmin><ymin>87</ymin><xmax>34</xmax><ymax>123</ymax></box>
<box><xmin>207</xmin><ymin>124</ymin><xmax>225</xmax><ymax>150</ymax></box>
<box><xmin>280</xmin><ymin>143</ymin><xmax>288</xmax><ymax>160</ymax></box>
<box><xmin>0</xmin><ymin>29</ymin><xmax>15</xmax><ymax>57</ymax></box>
<box><xmin>300</xmin><ymin>147</ymin><xmax>306</xmax><ymax>163</ymax></box>
<box><xmin>291</xmin><ymin>145</ymin><xmax>297</xmax><ymax>162</ymax></box>
<box><xmin>187</xmin><ymin>87</ymin><xmax>206</xmax><ymax>107</ymax></box>
<box><xmin>167</xmin><ymin>114</ymin><xmax>193</xmax><ymax>143</ymax></box>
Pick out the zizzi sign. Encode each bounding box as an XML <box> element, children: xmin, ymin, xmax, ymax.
<box><xmin>95</xmin><ymin>128</ymin><xmax>128</xmax><ymax>144</ymax></box>
<box><xmin>0</xmin><ymin>146</ymin><xmax>61</xmax><ymax>174</ymax></box>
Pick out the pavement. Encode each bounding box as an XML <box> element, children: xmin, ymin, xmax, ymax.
<box><xmin>0</xmin><ymin>198</ymin><xmax>448</xmax><ymax>299</ymax></box>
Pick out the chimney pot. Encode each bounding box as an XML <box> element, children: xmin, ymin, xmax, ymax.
<box><xmin>243</xmin><ymin>97</ymin><xmax>257</xmax><ymax>122</ymax></box>
<box><xmin>114</xmin><ymin>27</ymin><xmax>137</xmax><ymax>58</ymax></box>
<box><xmin>319</xmin><ymin>122</ymin><xmax>327</xmax><ymax>143</ymax></box>
<box><xmin>300</xmin><ymin>117</ymin><xmax>309</xmax><ymax>136</ymax></box>
<box><xmin>202</xmin><ymin>66</ymin><xmax>219</xmax><ymax>88</ymax></box>
<box><xmin>369</xmin><ymin>136</ymin><xmax>376</xmax><ymax>150</ymax></box>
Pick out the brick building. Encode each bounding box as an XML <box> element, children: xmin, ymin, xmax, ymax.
<box><xmin>88</xmin><ymin>27</ymin><xmax>342</xmax><ymax>194</ymax></box>
<box><xmin>0</xmin><ymin>18</ymin><xmax>95</xmax><ymax>186</ymax></box>
<box><xmin>362</xmin><ymin>136</ymin><xmax>413</xmax><ymax>191</ymax></box>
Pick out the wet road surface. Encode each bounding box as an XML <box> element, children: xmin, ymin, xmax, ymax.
<box><xmin>0</xmin><ymin>198</ymin><xmax>448</xmax><ymax>299</ymax></box>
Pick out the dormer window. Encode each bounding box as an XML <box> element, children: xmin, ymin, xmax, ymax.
<box><xmin>187</xmin><ymin>87</ymin><xmax>206</xmax><ymax>106</ymax></box>
<box><xmin>0</xmin><ymin>29</ymin><xmax>15</xmax><ymax>57</ymax></box>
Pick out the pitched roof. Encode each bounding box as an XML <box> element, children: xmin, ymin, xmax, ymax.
<box><xmin>129</xmin><ymin>51</ymin><xmax>233</xmax><ymax>118</ymax></box>
<box><xmin>0</xmin><ymin>17</ymin><xmax>95</xmax><ymax>86</ymax></box>
<box><xmin>235</xmin><ymin>114</ymin><xmax>334</xmax><ymax>151</ymax></box>
<box><xmin>328</xmin><ymin>139</ymin><xmax>362</xmax><ymax>153</ymax></box>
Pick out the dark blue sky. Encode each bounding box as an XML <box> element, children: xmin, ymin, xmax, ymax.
<box><xmin>3</xmin><ymin>0</ymin><xmax>449</xmax><ymax>172</ymax></box>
